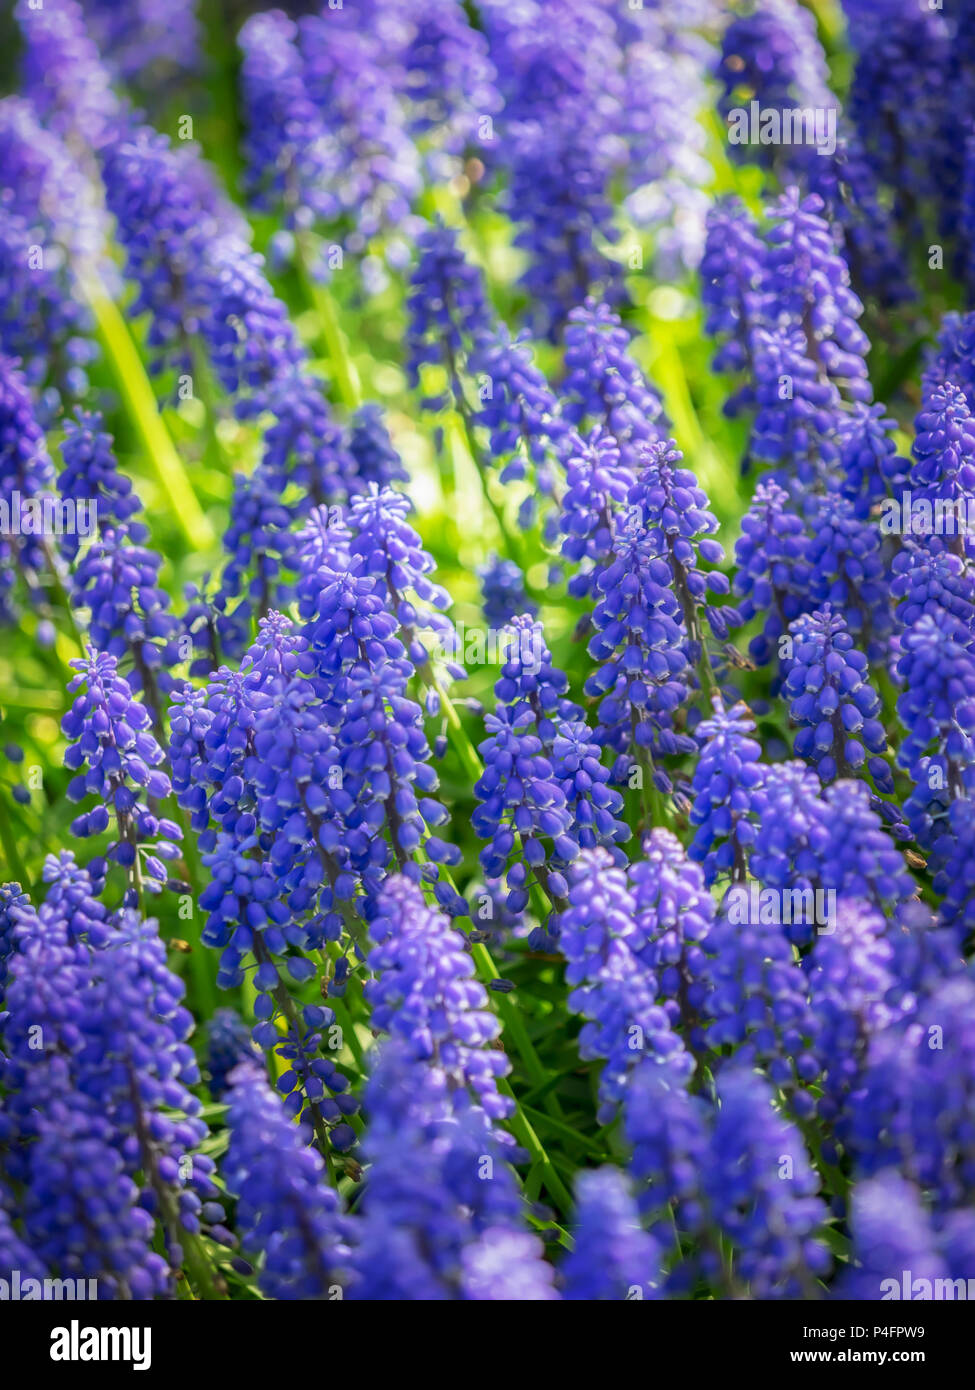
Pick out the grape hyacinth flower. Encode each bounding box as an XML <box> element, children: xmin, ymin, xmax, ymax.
<box><xmin>559</xmin><ymin>429</ymin><xmax>637</xmax><ymax>600</ymax></box>
<box><xmin>15</xmin><ymin>0</ymin><xmax>123</xmax><ymax>156</ymax></box>
<box><xmin>560</xmin><ymin>849</ymin><xmax>691</xmax><ymax>1121</ymax></box>
<box><xmin>629</xmin><ymin>829</ymin><xmax>715</xmax><ymax>1049</ymax></box>
<box><xmin>473</xmin><ymin>702</ymin><xmax>578</xmax><ymax>922</ymax></box>
<box><xmin>224</xmin><ymin>1063</ymin><xmax>352</xmax><ymax>1300</ymax></box>
<box><xmin>688</xmin><ymin>697</ymin><xmax>767</xmax><ymax>885</ymax></box>
<box><xmin>762</xmin><ymin>188</ymin><xmax>872</xmax><ymax>405</ymax></box>
<box><xmin>70</xmin><ymin>526</ymin><xmax>181</xmax><ymax>713</ymax></box>
<box><xmin>468</xmin><ymin>324</ymin><xmax>569</xmax><ymax>521</ymax></box>
<box><xmin>349</xmin><ymin>1041</ymin><xmax>554</xmax><ymax>1300</ymax></box>
<box><xmin>905</xmin><ymin>382</ymin><xmax>975</xmax><ymax>560</ymax></box>
<box><xmin>238</xmin><ymin>11</ymin><xmax>337</xmax><ymax>230</ymax></box>
<box><xmin>82</xmin><ymin>0</ymin><xmax>202</xmax><ymax>99</ymax></box>
<box><xmin>478</xmin><ymin>554</ymin><xmax>535</xmax><ymax>628</ymax></box>
<box><xmin>747</xmin><ymin>325</ymin><xmax>844</xmax><ymax>485</ymax></box>
<box><xmin>849</xmin><ymin>976</ymin><xmax>975</xmax><ymax>1213</ymax></box>
<box><xmin>700</xmin><ymin>196</ymin><xmax>767</xmax><ymax>414</ymax></box>
<box><xmin>0</xmin><ymin>101</ymin><xmax>99</xmax><ymax>414</ymax></box>
<box><xmin>0</xmin><ymin>355</ymin><xmax>56</xmax><ymax>621</ymax></box>
<box><xmin>700</xmin><ymin>899</ymin><xmax>818</xmax><ymax>1100</ymax></box>
<box><xmin>895</xmin><ymin>610</ymin><xmax>975</xmax><ymax>788</ymax></box>
<box><xmin>891</xmin><ymin>546</ymin><xmax>975</xmax><ymax>638</ymax></box>
<box><xmin>491</xmin><ymin>615</ymin><xmax>581</xmax><ymax>751</ymax></box>
<box><xmin>802</xmin><ymin>490</ymin><xmax>893</xmax><ymax>661</ymax></box>
<box><xmin>782</xmin><ymin>606</ymin><xmax>892</xmax><ymax>790</ymax></box>
<box><xmin>923</xmin><ymin>311</ymin><xmax>975</xmax><ymax>412</ymax></box>
<box><xmin>102</xmin><ymin>125</ymin><xmax>303</xmax><ymax>411</ymax></box>
<box><xmin>57</xmin><ymin>410</ymin><xmax>144</xmax><ymax>560</ymax></box>
<box><xmin>562</xmin><ymin>1168</ymin><xmax>662</xmax><ymax>1301</ymax></box>
<box><xmin>347</xmin><ymin>404</ymin><xmax>409</xmax><ymax>491</ymax></box>
<box><xmin>703</xmin><ymin>1066</ymin><xmax>829</xmax><ymax>1299</ymax></box>
<box><xmin>803</xmin><ymin>899</ymin><xmax>899</xmax><ymax>1147</ymax></box>
<box><xmin>750</xmin><ymin>765</ymin><xmax>915</xmax><ymax>937</ymax></box>
<box><xmin>298</xmin><ymin>7</ymin><xmax>422</xmax><ymax>246</ymax></box>
<box><xmin>583</xmin><ymin>508</ymin><xmax>693</xmax><ymax>791</ymax></box>
<box><xmin>844</xmin><ymin>0</ymin><xmax>952</xmax><ymax>234</ymax></box>
<box><xmin>628</xmin><ymin>438</ymin><xmax>739</xmax><ymax>661</ymax></box>
<box><xmin>733</xmin><ymin>480</ymin><xmax>812</xmax><ymax>668</ymax></box>
<box><xmin>561</xmin><ymin>301</ymin><xmax>665</xmax><ymax>469</ymax></box>
<box><xmin>837</xmin><ymin>402</ymin><xmax>911</xmax><ymax>518</ymax></box>
<box><xmin>482</xmin><ymin>2</ymin><xmax>627</xmax><ymax>336</ymax></box>
<box><xmin>717</xmin><ymin>0</ymin><xmax>834</xmax><ymax>148</ymax></box>
<box><xmin>550</xmin><ymin>721</ymin><xmax>630</xmax><ymax>864</ymax></box>
<box><xmin>839</xmin><ymin>1172</ymin><xmax>946</xmax><ymax>1301</ymax></box>
<box><xmin>347</xmin><ymin>484</ymin><xmax>462</xmax><ymax>701</ymax></box>
<box><xmin>365</xmin><ymin>874</ymin><xmax>510</xmax><ymax>1124</ymax></box>
<box><xmin>406</xmin><ymin>219</ymin><xmax>491</xmax><ymax>405</ymax></box>
<box><xmin>623</xmin><ymin>1065</ymin><xmax>714</xmax><ymax>1287</ymax></box>
<box><xmin>2</xmin><ymin>898</ymin><xmax>220</xmax><ymax>1291</ymax></box>
<box><xmin>61</xmin><ymin>647</ymin><xmax>182</xmax><ymax>900</ymax></box>
<box><xmin>36</xmin><ymin>849</ymin><xmax>111</xmax><ymax>948</ymax></box>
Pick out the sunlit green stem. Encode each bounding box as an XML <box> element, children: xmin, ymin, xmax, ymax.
<box><xmin>81</xmin><ymin>272</ymin><xmax>215</xmax><ymax>550</ymax></box>
<box><xmin>0</xmin><ymin>791</ymin><xmax>28</xmax><ymax>885</ymax></box>
<box><xmin>294</xmin><ymin>232</ymin><xmax>362</xmax><ymax>410</ymax></box>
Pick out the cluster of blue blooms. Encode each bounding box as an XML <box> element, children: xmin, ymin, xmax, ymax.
<box><xmin>2</xmin><ymin>0</ymin><xmax>975</xmax><ymax>1309</ymax></box>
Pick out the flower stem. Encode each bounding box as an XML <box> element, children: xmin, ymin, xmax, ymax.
<box><xmin>294</xmin><ymin>233</ymin><xmax>361</xmax><ymax>410</ymax></box>
<box><xmin>81</xmin><ymin>272</ymin><xmax>215</xmax><ymax>550</ymax></box>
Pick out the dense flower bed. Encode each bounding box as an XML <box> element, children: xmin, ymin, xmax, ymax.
<box><xmin>1</xmin><ymin>0</ymin><xmax>974</xmax><ymax>1303</ymax></box>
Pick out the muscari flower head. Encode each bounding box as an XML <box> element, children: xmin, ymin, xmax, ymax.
<box><xmin>688</xmin><ymin>697</ymin><xmax>767</xmax><ymax>885</ymax></box>
<box><xmin>349</xmin><ymin>1040</ymin><xmax>554</xmax><ymax>1300</ymax></box>
<box><xmin>782</xmin><ymin>605</ymin><xmax>891</xmax><ymax>790</ymax></box>
<box><xmin>298</xmin><ymin>6</ymin><xmax>422</xmax><ymax>245</ymax></box>
<box><xmin>61</xmin><ymin>647</ymin><xmax>181</xmax><ymax>898</ymax></box>
<box><xmin>205</xmin><ymin>1008</ymin><xmax>260</xmax><ymax>1099</ymax></box>
<box><xmin>839</xmin><ymin>1171</ymin><xmax>945</xmax><ymax>1301</ymax></box>
<box><xmin>628</xmin><ymin>437</ymin><xmax>738</xmax><ymax>655</ymax></box>
<box><xmin>562</xmin><ymin>300</ymin><xmax>665</xmax><ymax>467</ymax></box>
<box><xmin>560</xmin><ymin>848</ymin><xmax>691</xmax><ymax>1122</ymax></box>
<box><xmin>908</xmin><ymin>380</ymin><xmax>975</xmax><ymax>560</ymax></box>
<box><xmin>750</xmin><ymin>765</ymin><xmax>915</xmax><ymax>933</ymax></box>
<box><xmin>802</xmin><ymin>490</ymin><xmax>893</xmax><ymax>661</ymax></box>
<box><xmin>2</xmin><ymin>900</ymin><xmax>219</xmax><ymax>1292</ymax></box>
<box><xmin>700</xmin><ymin>196</ymin><xmax>766</xmax><ymax>412</ymax></box>
<box><xmin>717</xmin><ymin>0</ymin><xmax>833</xmax><ymax>134</ymax></box>
<box><xmin>704</xmin><ymin>1065</ymin><xmax>829</xmax><ymax>1298</ymax></box>
<box><xmin>0</xmin><ymin>355</ymin><xmax>55</xmax><ymax>620</ymax></box>
<box><xmin>224</xmin><ymin>1062</ymin><xmax>352</xmax><ymax>1300</ymax></box>
<box><xmin>700</xmin><ymin>897</ymin><xmax>818</xmax><ymax>1100</ymax></box>
<box><xmin>347</xmin><ymin>403</ymin><xmax>409</xmax><ymax>491</ymax></box>
<box><xmin>583</xmin><ymin>508</ymin><xmax>693</xmax><ymax>788</ymax></box>
<box><xmin>803</xmin><ymin>899</ymin><xmax>898</xmax><ymax>1147</ymax></box>
<box><xmin>16</xmin><ymin>0</ymin><xmax>123</xmax><ymax>155</ymax></box>
<box><xmin>365</xmin><ymin>874</ymin><xmax>510</xmax><ymax>1123</ymax></box>
<box><xmin>57</xmin><ymin>410</ymin><xmax>145</xmax><ymax>561</ymax></box>
<box><xmin>562</xmin><ymin>1167</ymin><xmax>662</xmax><ymax>1301</ymax></box>
<box><xmin>628</xmin><ymin>829</ymin><xmax>715</xmax><ymax>1046</ymax></box>
<box><xmin>895</xmin><ymin>608</ymin><xmax>975</xmax><ymax>774</ymax></box>
<box><xmin>891</xmin><ymin>545</ymin><xmax>975</xmax><ymax>637</ymax></box>
<box><xmin>81</xmin><ymin>0</ymin><xmax>202</xmax><ymax>99</ymax></box>
<box><xmin>238</xmin><ymin>10</ymin><xmax>338</xmax><ymax>228</ymax></box>
<box><xmin>0</xmin><ymin>99</ymin><xmax>99</xmax><ymax>415</ymax></box>
<box><xmin>478</xmin><ymin>554</ymin><xmax>536</xmax><ymax>628</ymax></box>
<box><xmin>849</xmin><ymin>976</ymin><xmax>975</xmax><ymax>1213</ymax></box>
<box><xmin>733</xmin><ymin>480</ymin><xmax>812</xmax><ymax>667</ymax></box>
<box><xmin>559</xmin><ymin>428</ymin><xmax>636</xmax><ymax>599</ymax></box>
<box><xmin>406</xmin><ymin>219</ymin><xmax>491</xmax><ymax>401</ymax></box>
<box><xmin>467</xmin><ymin>323</ymin><xmax>568</xmax><ymax>521</ymax></box>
